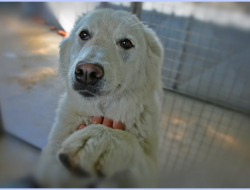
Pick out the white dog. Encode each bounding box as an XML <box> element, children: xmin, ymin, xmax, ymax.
<box><xmin>35</xmin><ymin>8</ymin><xmax>163</xmax><ymax>188</ymax></box>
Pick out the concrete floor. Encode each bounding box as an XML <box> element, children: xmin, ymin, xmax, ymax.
<box><xmin>0</xmin><ymin>3</ymin><xmax>64</xmax><ymax>149</ymax></box>
<box><xmin>0</xmin><ymin>3</ymin><xmax>250</xmax><ymax>188</ymax></box>
<box><xmin>0</xmin><ymin>134</ymin><xmax>40</xmax><ymax>185</ymax></box>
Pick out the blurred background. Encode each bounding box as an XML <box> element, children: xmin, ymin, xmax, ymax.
<box><xmin>0</xmin><ymin>2</ymin><xmax>250</xmax><ymax>188</ymax></box>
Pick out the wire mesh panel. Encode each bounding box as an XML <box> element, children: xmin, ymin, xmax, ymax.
<box><xmin>141</xmin><ymin>2</ymin><xmax>250</xmax><ymax>113</ymax></box>
<box><xmin>140</xmin><ymin>2</ymin><xmax>250</xmax><ymax>187</ymax></box>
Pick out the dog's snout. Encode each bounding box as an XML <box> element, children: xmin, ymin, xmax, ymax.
<box><xmin>75</xmin><ymin>63</ymin><xmax>104</xmax><ymax>85</ymax></box>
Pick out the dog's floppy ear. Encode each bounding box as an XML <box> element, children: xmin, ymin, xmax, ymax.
<box><xmin>143</xmin><ymin>26</ymin><xmax>164</xmax><ymax>91</ymax></box>
<box><xmin>58</xmin><ymin>37</ymin><xmax>71</xmax><ymax>78</ymax></box>
<box><xmin>143</xmin><ymin>26</ymin><xmax>164</xmax><ymax>60</ymax></box>
<box><xmin>58</xmin><ymin>13</ymin><xmax>86</xmax><ymax>80</ymax></box>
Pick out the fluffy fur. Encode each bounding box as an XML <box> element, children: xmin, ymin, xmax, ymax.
<box><xmin>35</xmin><ymin>9</ymin><xmax>164</xmax><ymax>188</ymax></box>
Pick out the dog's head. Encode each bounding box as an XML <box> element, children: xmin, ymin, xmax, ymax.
<box><xmin>59</xmin><ymin>9</ymin><xmax>163</xmax><ymax>100</ymax></box>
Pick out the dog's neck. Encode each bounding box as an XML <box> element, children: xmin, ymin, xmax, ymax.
<box><xmin>65</xmin><ymin>88</ymin><xmax>155</xmax><ymax>123</ymax></box>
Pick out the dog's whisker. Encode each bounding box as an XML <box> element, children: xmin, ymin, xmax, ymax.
<box><xmin>124</xmin><ymin>22</ymin><xmax>142</xmax><ymax>31</ymax></box>
<box><xmin>107</xmin><ymin>80</ymin><xmax>138</xmax><ymax>103</ymax></box>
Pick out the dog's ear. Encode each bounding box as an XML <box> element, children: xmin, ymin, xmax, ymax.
<box><xmin>58</xmin><ymin>13</ymin><xmax>86</xmax><ymax>80</ymax></box>
<box><xmin>143</xmin><ymin>26</ymin><xmax>164</xmax><ymax>91</ymax></box>
<box><xmin>143</xmin><ymin>26</ymin><xmax>164</xmax><ymax>60</ymax></box>
<box><xmin>58</xmin><ymin>37</ymin><xmax>71</xmax><ymax>78</ymax></box>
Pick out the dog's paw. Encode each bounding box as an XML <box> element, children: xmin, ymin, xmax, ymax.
<box><xmin>57</xmin><ymin>124</ymin><xmax>133</xmax><ymax>178</ymax></box>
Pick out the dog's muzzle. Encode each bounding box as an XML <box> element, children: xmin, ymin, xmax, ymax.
<box><xmin>73</xmin><ymin>62</ymin><xmax>104</xmax><ymax>98</ymax></box>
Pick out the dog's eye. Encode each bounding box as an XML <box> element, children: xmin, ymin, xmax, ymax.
<box><xmin>120</xmin><ymin>39</ymin><xmax>134</xmax><ymax>50</ymax></box>
<box><xmin>79</xmin><ymin>31</ymin><xmax>90</xmax><ymax>40</ymax></box>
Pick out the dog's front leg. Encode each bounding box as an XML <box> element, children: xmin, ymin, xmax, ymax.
<box><xmin>35</xmin><ymin>139</ymin><xmax>98</xmax><ymax>188</ymax></box>
<box><xmin>57</xmin><ymin>124</ymin><xmax>158</xmax><ymax>187</ymax></box>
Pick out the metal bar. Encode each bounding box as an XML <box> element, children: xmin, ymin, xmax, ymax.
<box><xmin>0</xmin><ymin>104</ymin><xmax>3</xmax><ymax>136</ymax></box>
<box><xmin>173</xmin><ymin>15</ymin><xmax>193</xmax><ymax>89</ymax></box>
<box><xmin>130</xmin><ymin>2</ymin><xmax>142</xmax><ymax>20</ymax></box>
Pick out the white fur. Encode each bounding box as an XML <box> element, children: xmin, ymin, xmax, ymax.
<box><xmin>35</xmin><ymin>9</ymin><xmax>163</xmax><ymax>188</ymax></box>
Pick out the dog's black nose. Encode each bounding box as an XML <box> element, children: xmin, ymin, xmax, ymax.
<box><xmin>75</xmin><ymin>63</ymin><xmax>104</xmax><ymax>85</ymax></box>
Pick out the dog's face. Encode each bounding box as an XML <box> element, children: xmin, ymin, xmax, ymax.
<box><xmin>59</xmin><ymin>9</ymin><xmax>163</xmax><ymax>100</ymax></box>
